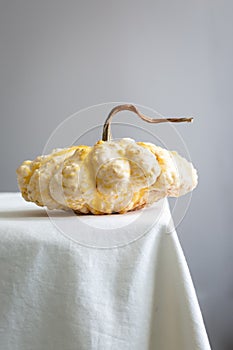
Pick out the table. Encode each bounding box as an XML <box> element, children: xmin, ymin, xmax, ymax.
<box><xmin>0</xmin><ymin>193</ymin><xmax>211</xmax><ymax>350</ymax></box>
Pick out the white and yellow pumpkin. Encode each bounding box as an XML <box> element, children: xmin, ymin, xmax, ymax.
<box><xmin>17</xmin><ymin>104</ymin><xmax>197</xmax><ymax>214</ymax></box>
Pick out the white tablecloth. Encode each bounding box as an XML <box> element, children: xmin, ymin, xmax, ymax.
<box><xmin>0</xmin><ymin>193</ymin><xmax>211</xmax><ymax>350</ymax></box>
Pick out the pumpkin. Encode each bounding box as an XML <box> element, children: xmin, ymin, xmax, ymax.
<box><xmin>16</xmin><ymin>104</ymin><xmax>197</xmax><ymax>214</ymax></box>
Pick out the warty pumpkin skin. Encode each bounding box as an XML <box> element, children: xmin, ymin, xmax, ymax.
<box><xmin>16</xmin><ymin>105</ymin><xmax>197</xmax><ymax>214</ymax></box>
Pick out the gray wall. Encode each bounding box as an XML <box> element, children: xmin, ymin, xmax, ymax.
<box><xmin>1</xmin><ymin>1</ymin><xmax>232</xmax><ymax>349</ymax></box>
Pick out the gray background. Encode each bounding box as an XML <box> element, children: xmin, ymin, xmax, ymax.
<box><xmin>0</xmin><ymin>1</ymin><xmax>232</xmax><ymax>349</ymax></box>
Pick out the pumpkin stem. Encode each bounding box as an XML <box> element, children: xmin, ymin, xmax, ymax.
<box><xmin>102</xmin><ymin>104</ymin><xmax>193</xmax><ymax>141</ymax></box>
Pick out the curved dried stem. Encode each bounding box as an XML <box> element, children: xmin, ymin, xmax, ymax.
<box><xmin>102</xmin><ymin>104</ymin><xmax>193</xmax><ymax>141</ymax></box>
